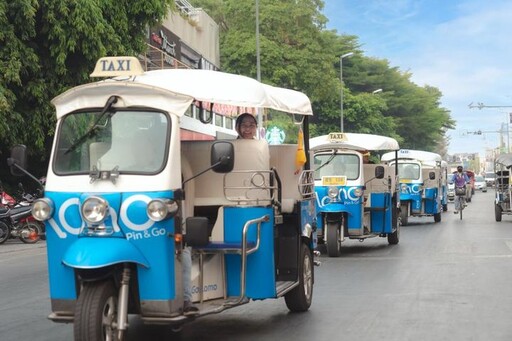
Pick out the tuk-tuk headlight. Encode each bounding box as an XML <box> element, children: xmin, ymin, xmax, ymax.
<box><xmin>147</xmin><ymin>199</ymin><xmax>178</xmax><ymax>222</ymax></box>
<box><xmin>400</xmin><ymin>184</ymin><xmax>408</xmax><ymax>192</ymax></box>
<box><xmin>32</xmin><ymin>198</ymin><xmax>54</xmax><ymax>221</ymax></box>
<box><xmin>81</xmin><ymin>196</ymin><xmax>109</xmax><ymax>225</ymax></box>
<box><xmin>327</xmin><ymin>186</ymin><xmax>339</xmax><ymax>199</ymax></box>
<box><xmin>354</xmin><ymin>188</ymin><xmax>363</xmax><ymax>197</ymax></box>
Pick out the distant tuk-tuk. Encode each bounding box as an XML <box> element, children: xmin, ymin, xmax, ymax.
<box><xmin>494</xmin><ymin>153</ymin><xmax>512</xmax><ymax>221</ymax></box>
<box><xmin>440</xmin><ymin>161</ymin><xmax>449</xmax><ymax>211</ymax></box>
<box><xmin>310</xmin><ymin>133</ymin><xmax>400</xmax><ymax>257</ymax></box>
<box><xmin>7</xmin><ymin>57</ymin><xmax>318</xmax><ymax>339</ymax></box>
<box><xmin>381</xmin><ymin>149</ymin><xmax>444</xmax><ymax>225</ymax></box>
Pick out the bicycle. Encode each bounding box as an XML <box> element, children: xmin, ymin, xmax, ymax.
<box><xmin>454</xmin><ymin>185</ymin><xmax>466</xmax><ymax>220</ymax></box>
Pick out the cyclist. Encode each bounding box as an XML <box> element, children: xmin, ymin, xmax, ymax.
<box><xmin>451</xmin><ymin>165</ymin><xmax>470</xmax><ymax>214</ymax></box>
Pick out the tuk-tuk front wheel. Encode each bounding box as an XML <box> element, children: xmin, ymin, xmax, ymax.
<box><xmin>284</xmin><ymin>243</ymin><xmax>313</xmax><ymax>312</ymax></box>
<box><xmin>74</xmin><ymin>280</ymin><xmax>119</xmax><ymax>341</ymax></box>
<box><xmin>326</xmin><ymin>222</ymin><xmax>342</xmax><ymax>257</ymax></box>
<box><xmin>400</xmin><ymin>203</ymin><xmax>409</xmax><ymax>226</ymax></box>
<box><xmin>495</xmin><ymin>204</ymin><xmax>503</xmax><ymax>222</ymax></box>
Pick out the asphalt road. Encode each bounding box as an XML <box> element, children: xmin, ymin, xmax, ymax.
<box><xmin>2</xmin><ymin>190</ymin><xmax>512</xmax><ymax>340</ymax></box>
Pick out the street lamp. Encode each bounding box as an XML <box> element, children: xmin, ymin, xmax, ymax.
<box><xmin>340</xmin><ymin>52</ymin><xmax>354</xmax><ymax>132</ymax></box>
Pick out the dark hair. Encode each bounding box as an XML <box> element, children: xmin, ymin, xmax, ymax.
<box><xmin>457</xmin><ymin>166</ymin><xmax>463</xmax><ymax>170</ymax></box>
<box><xmin>235</xmin><ymin>113</ymin><xmax>257</xmax><ymax>129</ymax></box>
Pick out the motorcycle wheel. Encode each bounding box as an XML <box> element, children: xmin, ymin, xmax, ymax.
<box><xmin>19</xmin><ymin>222</ymin><xmax>42</xmax><ymax>244</ymax></box>
<box><xmin>0</xmin><ymin>221</ymin><xmax>10</xmax><ymax>244</ymax></box>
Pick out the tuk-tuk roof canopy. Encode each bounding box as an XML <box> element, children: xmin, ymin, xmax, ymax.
<box><xmin>495</xmin><ymin>153</ymin><xmax>512</xmax><ymax>167</ymax></box>
<box><xmin>309</xmin><ymin>133</ymin><xmax>399</xmax><ymax>152</ymax></box>
<box><xmin>381</xmin><ymin>149</ymin><xmax>442</xmax><ymax>163</ymax></box>
<box><xmin>52</xmin><ymin>68</ymin><xmax>313</xmax><ymax>119</ymax></box>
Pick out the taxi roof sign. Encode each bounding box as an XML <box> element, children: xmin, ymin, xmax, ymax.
<box><xmin>328</xmin><ymin>132</ymin><xmax>347</xmax><ymax>142</ymax></box>
<box><xmin>90</xmin><ymin>56</ymin><xmax>144</xmax><ymax>77</ymax></box>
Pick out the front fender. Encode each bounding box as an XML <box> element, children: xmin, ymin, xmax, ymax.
<box><xmin>62</xmin><ymin>238</ymin><xmax>149</xmax><ymax>269</ymax></box>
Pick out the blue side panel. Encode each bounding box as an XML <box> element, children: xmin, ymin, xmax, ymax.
<box><xmin>224</xmin><ymin>206</ymin><xmax>275</xmax><ymax>299</ymax></box>
<box><xmin>345</xmin><ymin>204</ymin><xmax>362</xmax><ymax>229</ymax></box>
<box><xmin>45</xmin><ymin>192</ymin><xmax>83</xmax><ymax>300</ymax></box>
<box><xmin>370</xmin><ymin>193</ymin><xmax>392</xmax><ymax>233</ymax></box>
<box><xmin>423</xmin><ymin>188</ymin><xmax>438</xmax><ymax>214</ymax></box>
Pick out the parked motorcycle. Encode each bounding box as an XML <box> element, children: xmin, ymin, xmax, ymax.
<box><xmin>0</xmin><ymin>181</ymin><xmax>44</xmax><ymax>244</ymax></box>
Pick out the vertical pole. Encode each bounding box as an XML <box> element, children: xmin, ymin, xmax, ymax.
<box><xmin>340</xmin><ymin>55</ymin><xmax>344</xmax><ymax>132</ymax></box>
<box><xmin>255</xmin><ymin>0</ymin><xmax>262</xmax><ymax>137</ymax></box>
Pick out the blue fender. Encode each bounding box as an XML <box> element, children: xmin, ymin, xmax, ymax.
<box><xmin>62</xmin><ymin>238</ymin><xmax>150</xmax><ymax>269</ymax></box>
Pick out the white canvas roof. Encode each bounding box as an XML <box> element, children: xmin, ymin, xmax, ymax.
<box><xmin>52</xmin><ymin>68</ymin><xmax>313</xmax><ymax>119</ymax></box>
<box><xmin>381</xmin><ymin>149</ymin><xmax>442</xmax><ymax>163</ymax></box>
<box><xmin>495</xmin><ymin>153</ymin><xmax>512</xmax><ymax>167</ymax></box>
<box><xmin>309</xmin><ymin>133</ymin><xmax>399</xmax><ymax>152</ymax></box>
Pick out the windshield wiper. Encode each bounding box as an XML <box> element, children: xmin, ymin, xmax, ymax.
<box><xmin>315</xmin><ymin>150</ymin><xmax>337</xmax><ymax>172</ymax></box>
<box><xmin>64</xmin><ymin>96</ymin><xmax>119</xmax><ymax>155</ymax></box>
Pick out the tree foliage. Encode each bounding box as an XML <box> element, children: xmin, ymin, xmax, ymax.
<box><xmin>0</xmin><ymin>0</ymin><xmax>455</xmax><ymax>186</ymax></box>
<box><xmin>0</xmin><ymin>0</ymin><xmax>174</xmax><ymax>187</ymax></box>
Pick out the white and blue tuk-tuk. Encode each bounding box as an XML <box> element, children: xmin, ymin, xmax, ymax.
<box><xmin>310</xmin><ymin>133</ymin><xmax>400</xmax><ymax>257</ymax></box>
<box><xmin>8</xmin><ymin>57</ymin><xmax>318</xmax><ymax>340</ymax></box>
<box><xmin>381</xmin><ymin>149</ymin><xmax>444</xmax><ymax>225</ymax></box>
<box><xmin>494</xmin><ymin>153</ymin><xmax>512</xmax><ymax>221</ymax></box>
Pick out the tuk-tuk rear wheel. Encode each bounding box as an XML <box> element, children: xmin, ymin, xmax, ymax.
<box><xmin>434</xmin><ymin>212</ymin><xmax>441</xmax><ymax>223</ymax></box>
<box><xmin>74</xmin><ymin>280</ymin><xmax>119</xmax><ymax>341</ymax></box>
<box><xmin>495</xmin><ymin>204</ymin><xmax>502</xmax><ymax>222</ymax></box>
<box><xmin>284</xmin><ymin>243</ymin><xmax>313</xmax><ymax>312</ymax></box>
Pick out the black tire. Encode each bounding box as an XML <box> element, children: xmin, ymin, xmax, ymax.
<box><xmin>387</xmin><ymin>206</ymin><xmax>400</xmax><ymax>245</ymax></box>
<box><xmin>434</xmin><ymin>212</ymin><xmax>441</xmax><ymax>223</ymax></box>
<box><xmin>326</xmin><ymin>222</ymin><xmax>341</xmax><ymax>257</ymax></box>
<box><xmin>495</xmin><ymin>204</ymin><xmax>502</xmax><ymax>222</ymax></box>
<box><xmin>0</xmin><ymin>221</ymin><xmax>10</xmax><ymax>244</ymax></box>
<box><xmin>285</xmin><ymin>243</ymin><xmax>313</xmax><ymax>312</ymax></box>
<box><xmin>442</xmin><ymin>204</ymin><xmax>448</xmax><ymax>212</ymax></box>
<box><xmin>459</xmin><ymin>199</ymin><xmax>463</xmax><ymax>220</ymax></box>
<box><xmin>400</xmin><ymin>202</ymin><xmax>409</xmax><ymax>226</ymax></box>
<box><xmin>19</xmin><ymin>222</ymin><xmax>42</xmax><ymax>244</ymax></box>
<box><xmin>74</xmin><ymin>280</ymin><xmax>119</xmax><ymax>341</ymax></box>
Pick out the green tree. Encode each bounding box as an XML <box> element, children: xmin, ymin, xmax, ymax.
<box><xmin>0</xmin><ymin>0</ymin><xmax>174</xmax><ymax>183</ymax></box>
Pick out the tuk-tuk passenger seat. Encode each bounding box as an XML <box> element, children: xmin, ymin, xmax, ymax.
<box><xmin>182</xmin><ymin>139</ymin><xmax>271</xmax><ymax>242</ymax></box>
<box><xmin>269</xmin><ymin>144</ymin><xmax>304</xmax><ymax>213</ymax></box>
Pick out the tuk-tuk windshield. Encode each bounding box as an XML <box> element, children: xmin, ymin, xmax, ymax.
<box><xmin>54</xmin><ymin>110</ymin><xmax>169</xmax><ymax>175</ymax></box>
<box><xmin>398</xmin><ymin>163</ymin><xmax>420</xmax><ymax>180</ymax></box>
<box><xmin>314</xmin><ymin>153</ymin><xmax>360</xmax><ymax>180</ymax></box>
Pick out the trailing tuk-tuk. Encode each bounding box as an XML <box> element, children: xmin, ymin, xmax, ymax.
<box><xmin>494</xmin><ymin>153</ymin><xmax>512</xmax><ymax>221</ymax></box>
<box><xmin>8</xmin><ymin>57</ymin><xmax>318</xmax><ymax>340</ymax></box>
<box><xmin>310</xmin><ymin>133</ymin><xmax>400</xmax><ymax>257</ymax></box>
<box><xmin>381</xmin><ymin>149</ymin><xmax>443</xmax><ymax>225</ymax></box>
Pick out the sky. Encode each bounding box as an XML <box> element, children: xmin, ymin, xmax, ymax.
<box><xmin>322</xmin><ymin>0</ymin><xmax>512</xmax><ymax>159</ymax></box>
